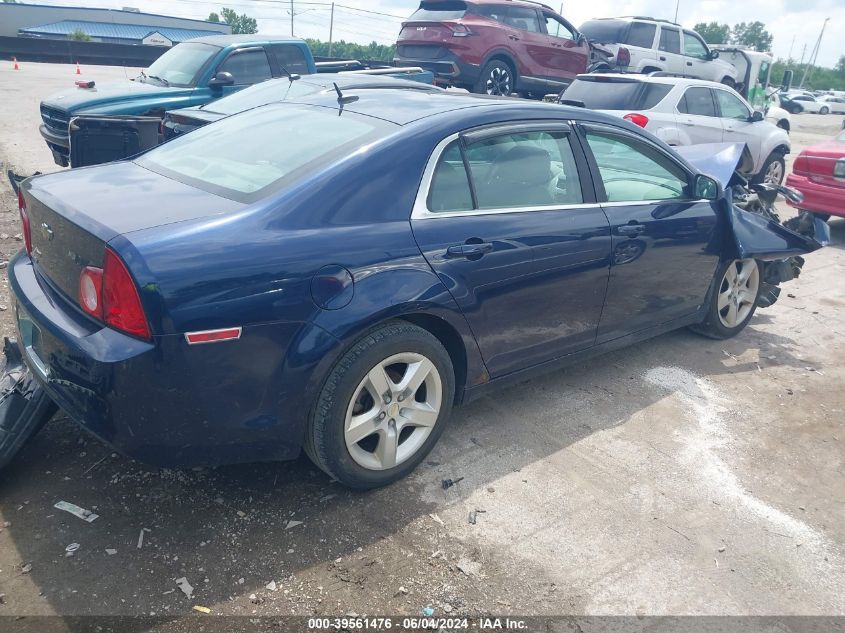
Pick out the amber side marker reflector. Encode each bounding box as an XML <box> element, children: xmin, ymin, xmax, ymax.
<box><xmin>185</xmin><ymin>327</ymin><xmax>242</xmax><ymax>345</ymax></box>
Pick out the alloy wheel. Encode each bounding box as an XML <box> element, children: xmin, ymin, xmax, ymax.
<box><xmin>764</xmin><ymin>160</ymin><xmax>784</xmax><ymax>184</ymax></box>
<box><xmin>344</xmin><ymin>352</ymin><xmax>443</xmax><ymax>471</ymax></box>
<box><xmin>485</xmin><ymin>66</ymin><xmax>512</xmax><ymax>96</ymax></box>
<box><xmin>717</xmin><ymin>259</ymin><xmax>759</xmax><ymax>328</ymax></box>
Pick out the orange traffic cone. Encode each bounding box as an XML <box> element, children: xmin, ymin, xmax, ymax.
<box><xmin>13</xmin><ymin>57</ymin><xmax>19</xmax><ymax>71</ymax></box>
<box><xmin>75</xmin><ymin>61</ymin><xmax>81</xmax><ymax>75</ymax></box>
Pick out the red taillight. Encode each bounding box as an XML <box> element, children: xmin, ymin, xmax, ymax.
<box><xmin>792</xmin><ymin>153</ymin><xmax>811</xmax><ymax>176</ymax></box>
<box><xmin>103</xmin><ymin>248</ymin><xmax>151</xmax><ymax>340</ymax></box>
<box><xmin>450</xmin><ymin>24</ymin><xmax>472</xmax><ymax>37</ymax></box>
<box><xmin>18</xmin><ymin>189</ymin><xmax>32</xmax><ymax>255</ymax></box>
<box><xmin>624</xmin><ymin>113</ymin><xmax>649</xmax><ymax>128</ymax></box>
<box><xmin>78</xmin><ymin>248</ymin><xmax>151</xmax><ymax>340</ymax></box>
<box><xmin>79</xmin><ymin>266</ymin><xmax>104</xmax><ymax>319</ymax></box>
<box><xmin>617</xmin><ymin>46</ymin><xmax>631</xmax><ymax>67</ymax></box>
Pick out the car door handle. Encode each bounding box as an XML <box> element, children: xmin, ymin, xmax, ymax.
<box><xmin>617</xmin><ymin>223</ymin><xmax>645</xmax><ymax>236</ymax></box>
<box><xmin>659</xmin><ymin>56</ymin><xmax>666</xmax><ymax>61</ymax></box>
<box><xmin>686</xmin><ymin>61</ymin><xmax>693</xmax><ymax>66</ymax></box>
<box><xmin>447</xmin><ymin>242</ymin><xmax>493</xmax><ymax>258</ymax></box>
<box><xmin>508</xmin><ymin>35</ymin><xmax>520</xmax><ymax>41</ymax></box>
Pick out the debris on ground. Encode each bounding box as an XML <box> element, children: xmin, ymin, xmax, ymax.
<box><xmin>105</xmin><ymin>549</ymin><xmax>117</xmax><ymax>555</ymax></box>
<box><xmin>0</xmin><ymin>593</ymin><xmax>6</xmax><ymax>605</ymax></box>
<box><xmin>456</xmin><ymin>558</ymin><xmax>482</xmax><ymax>577</ymax></box>
<box><xmin>65</xmin><ymin>543</ymin><xmax>80</xmax><ymax>555</ymax></box>
<box><xmin>429</xmin><ymin>513</ymin><xmax>445</xmax><ymax>526</ymax></box>
<box><xmin>249</xmin><ymin>593</ymin><xmax>264</xmax><ymax>604</ymax></box>
<box><xmin>192</xmin><ymin>605</ymin><xmax>211</xmax><ymax>614</ymax></box>
<box><xmin>20</xmin><ymin>563</ymin><xmax>32</xmax><ymax>574</ymax></box>
<box><xmin>285</xmin><ymin>520</ymin><xmax>303</xmax><ymax>530</ymax></box>
<box><xmin>265</xmin><ymin>580</ymin><xmax>277</xmax><ymax>592</ymax></box>
<box><xmin>175</xmin><ymin>577</ymin><xmax>194</xmax><ymax>599</ymax></box>
<box><xmin>441</xmin><ymin>477</ymin><xmax>464</xmax><ymax>490</ymax></box>
<box><xmin>394</xmin><ymin>586</ymin><xmax>409</xmax><ymax>597</ymax></box>
<box><xmin>468</xmin><ymin>509</ymin><xmax>486</xmax><ymax>525</ymax></box>
<box><xmin>422</xmin><ymin>607</ymin><xmax>435</xmax><ymax>616</ymax></box>
<box><xmin>54</xmin><ymin>501</ymin><xmax>99</xmax><ymax>523</ymax></box>
<box><xmin>137</xmin><ymin>528</ymin><xmax>150</xmax><ymax>549</ymax></box>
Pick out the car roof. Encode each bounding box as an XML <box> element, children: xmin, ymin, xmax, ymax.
<box><xmin>578</xmin><ymin>73</ymin><xmax>733</xmax><ymax>90</ymax></box>
<box><xmin>459</xmin><ymin>0</ymin><xmax>554</xmax><ymax>7</ymax></box>
<box><xmin>299</xmin><ymin>73</ymin><xmax>442</xmax><ymax>91</ymax></box>
<box><xmin>288</xmin><ymin>88</ymin><xmax>619</xmax><ymax>127</ymax></box>
<box><xmin>188</xmin><ymin>34</ymin><xmax>305</xmax><ymax>46</ymax></box>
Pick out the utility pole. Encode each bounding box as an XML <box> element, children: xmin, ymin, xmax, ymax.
<box><xmin>799</xmin><ymin>17</ymin><xmax>829</xmax><ymax>88</ymax></box>
<box><xmin>787</xmin><ymin>34</ymin><xmax>795</xmax><ymax>65</ymax></box>
<box><xmin>290</xmin><ymin>0</ymin><xmax>294</xmax><ymax>36</ymax></box>
<box><xmin>674</xmin><ymin>0</ymin><xmax>679</xmax><ymax>23</ymax></box>
<box><xmin>329</xmin><ymin>2</ymin><xmax>335</xmax><ymax>57</ymax></box>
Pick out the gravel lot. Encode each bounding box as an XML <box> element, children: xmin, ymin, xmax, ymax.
<box><xmin>0</xmin><ymin>61</ymin><xmax>843</xmax><ymax>619</ymax></box>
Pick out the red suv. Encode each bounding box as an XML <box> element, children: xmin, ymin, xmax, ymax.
<box><xmin>394</xmin><ymin>0</ymin><xmax>624</xmax><ymax>97</ymax></box>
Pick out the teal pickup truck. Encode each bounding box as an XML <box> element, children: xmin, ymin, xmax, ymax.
<box><xmin>39</xmin><ymin>35</ymin><xmax>433</xmax><ymax>167</ymax></box>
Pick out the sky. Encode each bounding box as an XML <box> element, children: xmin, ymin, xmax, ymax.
<box><xmin>34</xmin><ymin>0</ymin><xmax>844</xmax><ymax>68</ymax></box>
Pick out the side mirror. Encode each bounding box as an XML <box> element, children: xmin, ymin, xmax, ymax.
<box><xmin>694</xmin><ymin>174</ymin><xmax>720</xmax><ymax>201</ymax></box>
<box><xmin>209</xmin><ymin>71</ymin><xmax>234</xmax><ymax>88</ymax></box>
<box><xmin>709</xmin><ymin>50</ymin><xmax>720</xmax><ymax>60</ymax></box>
<box><xmin>748</xmin><ymin>110</ymin><xmax>764</xmax><ymax>123</ymax></box>
<box><xmin>781</xmin><ymin>69</ymin><xmax>793</xmax><ymax>92</ymax></box>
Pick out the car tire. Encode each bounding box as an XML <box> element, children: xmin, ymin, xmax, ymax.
<box><xmin>304</xmin><ymin>321</ymin><xmax>455</xmax><ymax>489</ymax></box>
<box><xmin>752</xmin><ymin>152</ymin><xmax>786</xmax><ymax>185</ymax></box>
<box><xmin>820</xmin><ymin>106</ymin><xmax>830</xmax><ymax>115</ymax></box>
<box><xmin>474</xmin><ymin>59</ymin><xmax>515</xmax><ymax>96</ymax></box>
<box><xmin>689</xmin><ymin>259</ymin><xmax>762</xmax><ymax>340</ymax></box>
<box><xmin>789</xmin><ymin>103</ymin><xmax>803</xmax><ymax>114</ymax></box>
<box><xmin>776</xmin><ymin>119</ymin><xmax>790</xmax><ymax>132</ymax></box>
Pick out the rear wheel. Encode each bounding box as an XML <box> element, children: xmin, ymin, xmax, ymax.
<box><xmin>304</xmin><ymin>321</ymin><xmax>455</xmax><ymax>489</ymax></box>
<box><xmin>690</xmin><ymin>259</ymin><xmax>761</xmax><ymax>340</ymax></box>
<box><xmin>474</xmin><ymin>59</ymin><xmax>515</xmax><ymax>96</ymax></box>
<box><xmin>820</xmin><ymin>106</ymin><xmax>830</xmax><ymax>115</ymax></box>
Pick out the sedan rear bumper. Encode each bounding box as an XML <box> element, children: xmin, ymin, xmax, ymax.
<box><xmin>786</xmin><ymin>173</ymin><xmax>845</xmax><ymax>218</ymax></box>
<box><xmin>9</xmin><ymin>252</ymin><xmax>307</xmax><ymax>467</ymax></box>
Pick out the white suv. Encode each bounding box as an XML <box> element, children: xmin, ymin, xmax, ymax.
<box><xmin>561</xmin><ymin>74</ymin><xmax>790</xmax><ymax>183</ymax></box>
<box><xmin>579</xmin><ymin>17</ymin><xmax>738</xmax><ymax>87</ymax></box>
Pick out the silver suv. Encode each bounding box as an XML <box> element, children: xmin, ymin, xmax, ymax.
<box><xmin>579</xmin><ymin>17</ymin><xmax>738</xmax><ymax>87</ymax></box>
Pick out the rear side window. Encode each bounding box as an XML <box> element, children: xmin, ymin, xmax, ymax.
<box><xmin>409</xmin><ymin>1</ymin><xmax>466</xmax><ymax>20</ymax></box>
<box><xmin>505</xmin><ymin>7</ymin><xmax>542</xmax><ymax>33</ymax></box>
<box><xmin>626</xmin><ymin>22</ymin><xmax>656</xmax><ymax>48</ymax></box>
<box><xmin>578</xmin><ymin>19</ymin><xmax>627</xmax><ymax>43</ymax></box>
<box><xmin>267</xmin><ymin>44</ymin><xmax>310</xmax><ymax>75</ymax></box>
<box><xmin>658</xmin><ymin>27</ymin><xmax>681</xmax><ymax>54</ymax></box>
<box><xmin>217</xmin><ymin>49</ymin><xmax>272</xmax><ymax>85</ymax></box>
<box><xmin>678</xmin><ymin>87</ymin><xmax>717</xmax><ymax>116</ymax></box>
<box><xmin>138</xmin><ymin>105</ymin><xmax>389</xmax><ymax>201</ymax></box>
<box><xmin>428</xmin><ymin>142</ymin><xmax>473</xmax><ymax>213</ymax></box>
<box><xmin>563</xmin><ymin>79</ymin><xmax>671</xmax><ymax>110</ymax></box>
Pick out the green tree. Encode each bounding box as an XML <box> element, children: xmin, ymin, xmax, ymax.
<box><xmin>305</xmin><ymin>39</ymin><xmax>395</xmax><ymax>62</ymax></box>
<box><xmin>2</xmin><ymin>0</ymin><xmax>20</xmax><ymax>4</ymax></box>
<box><xmin>207</xmin><ymin>12</ymin><xmax>220</xmax><ymax>23</ymax></box>
<box><xmin>693</xmin><ymin>22</ymin><xmax>730</xmax><ymax>45</ymax></box>
<box><xmin>218</xmin><ymin>7</ymin><xmax>257</xmax><ymax>34</ymax></box>
<box><xmin>836</xmin><ymin>55</ymin><xmax>845</xmax><ymax>77</ymax></box>
<box><xmin>730</xmin><ymin>21</ymin><xmax>772</xmax><ymax>52</ymax></box>
<box><xmin>68</xmin><ymin>29</ymin><xmax>92</xmax><ymax>42</ymax></box>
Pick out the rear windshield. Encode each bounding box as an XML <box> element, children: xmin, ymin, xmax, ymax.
<box><xmin>563</xmin><ymin>78</ymin><xmax>672</xmax><ymax>110</ymax></box>
<box><xmin>202</xmin><ymin>79</ymin><xmax>322</xmax><ymax>115</ymax></box>
<box><xmin>409</xmin><ymin>1</ymin><xmax>466</xmax><ymax>20</ymax></box>
<box><xmin>579</xmin><ymin>19</ymin><xmax>627</xmax><ymax>43</ymax></box>
<box><xmin>137</xmin><ymin>105</ymin><xmax>392</xmax><ymax>202</ymax></box>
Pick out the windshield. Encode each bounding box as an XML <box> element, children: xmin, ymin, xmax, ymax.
<box><xmin>563</xmin><ymin>78</ymin><xmax>672</xmax><ymax>110</ymax></box>
<box><xmin>143</xmin><ymin>42</ymin><xmax>218</xmax><ymax>87</ymax></box>
<box><xmin>579</xmin><ymin>19</ymin><xmax>627</xmax><ymax>43</ymax></box>
<box><xmin>137</xmin><ymin>104</ymin><xmax>392</xmax><ymax>201</ymax></box>
<box><xmin>202</xmin><ymin>79</ymin><xmax>322</xmax><ymax>114</ymax></box>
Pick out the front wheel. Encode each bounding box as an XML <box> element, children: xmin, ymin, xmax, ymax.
<box><xmin>689</xmin><ymin>259</ymin><xmax>761</xmax><ymax>340</ymax></box>
<box><xmin>752</xmin><ymin>152</ymin><xmax>786</xmax><ymax>185</ymax></box>
<box><xmin>820</xmin><ymin>106</ymin><xmax>830</xmax><ymax>115</ymax></box>
<box><xmin>474</xmin><ymin>59</ymin><xmax>515</xmax><ymax>96</ymax></box>
<box><xmin>304</xmin><ymin>321</ymin><xmax>455</xmax><ymax>489</ymax></box>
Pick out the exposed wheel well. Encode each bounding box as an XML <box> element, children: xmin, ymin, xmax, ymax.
<box><xmin>485</xmin><ymin>53</ymin><xmax>517</xmax><ymax>78</ymax></box>
<box><xmin>721</xmin><ymin>76</ymin><xmax>735</xmax><ymax>87</ymax></box>
<box><xmin>777</xmin><ymin>119</ymin><xmax>790</xmax><ymax>132</ymax></box>
<box><xmin>772</xmin><ymin>144</ymin><xmax>789</xmax><ymax>157</ymax></box>
<box><xmin>398</xmin><ymin>313</ymin><xmax>468</xmax><ymax>404</ymax></box>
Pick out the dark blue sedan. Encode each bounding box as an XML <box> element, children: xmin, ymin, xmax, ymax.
<box><xmin>10</xmin><ymin>89</ymin><xmax>819</xmax><ymax>488</ymax></box>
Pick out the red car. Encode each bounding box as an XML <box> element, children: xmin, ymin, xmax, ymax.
<box><xmin>394</xmin><ymin>0</ymin><xmax>624</xmax><ymax>97</ymax></box>
<box><xmin>786</xmin><ymin>130</ymin><xmax>845</xmax><ymax>220</ymax></box>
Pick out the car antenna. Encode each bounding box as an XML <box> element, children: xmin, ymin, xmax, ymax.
<box><xmin>334</xmin><ymin>82</ymin><xmax>359</xmax><ymax>106</ymax></box>
<box><xmin>280</xmin><ymin>65</ymin><xmax>301</xmax><ymax>83</ymax></box>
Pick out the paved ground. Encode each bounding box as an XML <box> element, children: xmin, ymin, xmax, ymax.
<box><xmin>0</xmin><ymin>62</ymin><xmax>843</xmax><ymax>619</ymax></box>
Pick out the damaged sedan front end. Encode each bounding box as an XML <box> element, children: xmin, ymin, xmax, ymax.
<box><xmin>676</xmin><ymin>142</ymin><xmax>829</xmax><ymax>310</ymax></box>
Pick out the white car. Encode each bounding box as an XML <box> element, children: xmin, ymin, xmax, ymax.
<box><xmin>561</xmin><ymin>74</ymin><xmax>791</xmax><ymax>183</ymax></box>
<box><xmin>819</xmin><ymin>95</ymin><xmax>845</xmax><ymax>114</ymax></box>
<box><xmin>789</xmin><ymin>94</ymin><xmax>829</xmax><ymax>114</ymax></box>
<box><xmin>579</xmin><ymin>17</ymin><xmax>738</xmax><ymax>86</ymax></box>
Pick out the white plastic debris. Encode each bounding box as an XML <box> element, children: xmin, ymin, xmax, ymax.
<box><xmin>137</xmin><ymin>529</ymin><xmax>146</xmax><ymax>549</ymax></box>
<box><xmin>54</xmin><ymin>501</ymin><xmax>99</xmax><ymax>523</ymax></box>
<box><xmin>175</xmin><ymin>577</ymin><xmax>194</xmax><ymax>599</ymax></box>
<box><xmin>105</xmin><ymin>549</ymin><xmax>117</xmax><ymax>556</ymax></box>
<box><xmin>285</xmin><ymin>520</ymin><xmax>303</xmax><ymax>530</ymax></box>
<box><xmin>65</xmin><ymin>543</ymin><xmax>80</xmax><ymax>553</ymax></box>
<box><xmin>266</xmin><ymin>580</ymin><xmax>278</xmax><ymax>591</ymax></box>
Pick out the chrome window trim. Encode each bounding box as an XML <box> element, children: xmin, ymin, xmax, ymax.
<box><xmin>412</xmin><ymin>122</ymin><xmax>709</xmax><ymax>220</ymax></box>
